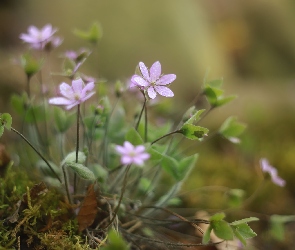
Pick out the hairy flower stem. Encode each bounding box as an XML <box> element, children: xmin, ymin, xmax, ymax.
<box><xmin>104</xmin><ymin>164</ymin><xmax>132</xmax><ymax>229</ymax></box>
<box><xmin>11</xmin><ymin>127</ymin><xmax>62</xmax><ymax>183</ymax></box>
<box><xmin>135</xmin><ymin>91</ymin><xmax>147</xmax><ymax>131</ymax></box>
<box><xmin>74</xmin><ymin>104</ymin><xmax>81</xmax><ymax>194</ymax></box>
<box><xmin>151</xmin><ymin>130</ymin><xmax>182</xmax><ymax>145</ymax></box>
<box><xmin>144</xmin><ymin>97</ymin><xmax>148</xmax><ymax>142</ymax></box>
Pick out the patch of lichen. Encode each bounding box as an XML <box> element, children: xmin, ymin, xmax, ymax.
<box><xmin>0</xmin><ymin>164</ymin><xmax>93</xmax><ymax>249</ymax></box>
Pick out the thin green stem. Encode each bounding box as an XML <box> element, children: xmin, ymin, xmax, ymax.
<box><xmin>151</xmin><ymin>130</ymin><xmax>182</xmax><ymax>145</ymax></box>
<box><xmin>11</xmin><ymin>127</ymin><xmax>62</xmax><ymax>183</ymax></box>
<box><xmin>135</xmin><ymin>91</ymin><xmax>146</xmax><ymax>131</ymax></box>
<box><xmin>74</xmin><ymin>104</ymin><xmax>81</xmax><ymax>194</ymax></box>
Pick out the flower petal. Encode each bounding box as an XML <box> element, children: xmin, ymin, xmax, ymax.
<box><xmin>157</xmin><ymin>74</ymin><xmax>176</xmax><ymax>85</ymax></box>
<box><xmin>42</xmin><ymin>24</ymin><xmax>57</xmax><ymax>39</ymax></box>
<box><xmin>81</xmin><ymin>82</ymin><xmax>95</xmax><ymax>96</ymax></box>
<box><xmin>121</xmin><ymin>156</ymin><xmax>133</xmax><ymax>165</ymax></box>
<box><xmin>72</xmin><ymin>78</ymin><xmax>84</xmax><ymax>93</ymax></box>
<box><xmin>134</xmin><ymin>145</ymin><xmax>145</xmax><ymax>154</ymax></box>
<box><xmin>49</xmin><ymin>97</ymin><xmax>73</xmax><ymax>106</ymax></box>
<box><xmin>20</xmin><ymin>34</ymin><xmax>37</xmax><ymax>43</ymax></box>
<box><xmin>123</xmin><ymin>141</ymin><xmax>134</xmax><ymax>151</ymax></box>
<box><xmin>115</xmin><ymin>145</ymin><xmax>127</xmax><ymax>154</ymax></box>
<box><xmin>131</xmin><ymin>76</ymin><xmax>149</xmax><ymax>87</ymax></box>
<box><xmin>271</xmin><ymin>175</ymin><xmax>286</xmax><ymax>187</ymax></box>
<box><xmin>154</xmin><ymin>86</ymin><xmax>174</xmax><ymax>97</ymax></box>
<box><xmin>139</xmin><ymin>62</ymin><xmax>150</xmax><ymax>81</ymax></box>
<box><xmin>147</xmin><ymin>87</ymin><xmax>157</xmax><ymax>99</ymax></box>
<box><xmin>28</xmin><ymin>26</ymin><xmax>40</xmax><ymax>36</ymax></box>
<box><xmin>81</xmin><ymin>91</ymin><xmax>95</xmax><ymax>103</ymax></box>
<box><xmin>150</xmin><ymin>61</ymin><xmax>161</xmax><ymax>82</ymax></box>
<box><xmin>59</xmin><ymin>82</ymin><xmax>74</xmax><ymax>98</ymax></box>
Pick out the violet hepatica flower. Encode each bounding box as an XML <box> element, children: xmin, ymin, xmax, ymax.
<box><xmin>115</xmin><ymin>141</ymin><xmax>150</xmax><ymax>166</ymax></box>
<box><xmin>131</xmin><ymin>61</ymin><xmax>176</xmax><ymax>99</ymax></box>
<box><xmin>20</xmin><ymin>24</ymin><xmax>61</xmax><ymax>50</ymax></box>
<box><xmin>260</xmin><ymin>158</ymin><xmax>286</xmax><ymax>187</ymax></box>
<box><xmin>49</xmin><ymin>78</ymin><xmax>95</xmax><ymax>110</ymax></box>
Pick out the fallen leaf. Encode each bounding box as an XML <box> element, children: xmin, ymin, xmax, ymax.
<box><xmin>77</xmin><ymin>184</ymin><xmax>98</xmax><ymax>232</ymax></box>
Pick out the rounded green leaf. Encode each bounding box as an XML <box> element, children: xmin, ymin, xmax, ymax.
<box><xmin>125</xmin><ymin>127</ymin><xmax>143</xmax><ymax>145</ymax></box>
<box><xmin>66</xmin><ymin>162</ymin><xmax>95</xmax><ymax>180</ymax></box>
<box><xmin>211</xmin><ymin>220</ymin><xmax>234</xmax><ymax>240</ymax></box>
<box><xmin>62</xmin><ymin>151</ymin><xmax>86</xmax><ymax>165</ymax></box>
<box><xmin>219</xmin><ymin>116</ymin><xmax>246</xmax><ymax>143</ymax></box>
<box><xmin>0</xmin><ymin>113</ymin><xmax>12</xmax><ymax>130</ymax></box>
<box><xmin>180</xmin><ymin>124</ymin><xmax>209</xmax><ymax>140</ymax></box>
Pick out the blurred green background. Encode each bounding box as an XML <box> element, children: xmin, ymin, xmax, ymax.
<box><xmin>1</xmin><ymin>0</ymin><xmax>295</xmax><ymax>247</ymax></box>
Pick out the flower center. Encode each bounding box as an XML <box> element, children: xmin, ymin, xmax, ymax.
<box><xmin>74</xmin><ymin>93</ymin><xmax>81</xmax><ymax>101</ymax></box>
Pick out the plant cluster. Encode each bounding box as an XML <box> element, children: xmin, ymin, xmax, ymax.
<box><xmin>1</xmin><ymin>22</ymin><xmax>289</xmax><ymax>249</ymax></box>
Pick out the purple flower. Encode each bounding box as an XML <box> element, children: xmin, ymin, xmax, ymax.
<box><xmin>20</xmin><ymin>24</ymin><xmax>61</xmax><ymax>50</ymax></box>
<box><xmin>260</xmin><ymin>158</ymin><xmax>286</xmax><ymax>187</ymax></box>
<box><xmin>131</xmin><ymin>61</ymin><xmax>176</xmax><ymax>99</ymax></box>
<box><xmin>49</xmin><ymin>78</ymin><xmax>95</xmax><ymax>110</ymax></box>
<box><xmin>115</xmin><ymin>141</ymin><xmax>150</xmax><ymax>166</ymax></box>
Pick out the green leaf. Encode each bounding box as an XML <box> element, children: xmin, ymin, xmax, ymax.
<box><xmin>62</xmin><ymin>151</ymin><xmax>87</xmax><ymax>165</ymax></box>
<box><xmin>101</xmin><ymin>229</ymin><xmax>129</xmax><ymax>250</ymax></box>
<box><xmin>270</xmin><ymin>215</ymin><xmax>295</xmax><ymax>241</ymax></box>
<box><xmin>203</xmin><ymin>85</ymin><xmax>224</xmax><ymax>106</ymax></box>
<box><xmin>161</xmin><ymin>155</ymin><xmax>179</xmax><ymax>180</ymax></box>
<box><xmin>232</xmin><ymin>223</ymin><xmax>257</xmax><ymax>246</ymax></box>
<box><xmin>226</xmin><ymin>189</ymin><xmax>245</xmax><ymax>207</ymax></box>
<box><xmin>233</xmin><ymin>223</ymin><xmax>257</xmax><ymax>239</ymax></box>
<box><xmin>66</xmin><ymin>162</ymin><xmax>95</xmax><ymax>180</ymax></box>
<box><xmin>92</xmin><ymin>164</ymin><xmax>108</xmax><ymax>183</ymax></box>
<box><xmin>147</xmin><ymin>145</ymin><xmax>164</xmax><ymax>162</ymax></box>
<box><xmin>216</xmin><ymin>95</ymin><xmax>237</xmax><ymax>107</ymax></box>
<box><xmin>207</xmin><ymin>78</ymin><xmax>224</xmax><ymax>88</ymax></box>
<box><xmin>0</xmin><ymin>113</ymin><xmax>12</xmax><ymax>130</ymax></box>
<box><xmin>180</xmin><ymin>124</ymin><xmax>209</xmax><ymax>140</ymax></box>
<box><xmin>108</xmin><ymin>106</ymin><xmax>126</xmax><ymax>141</ymax></box>
<box><xmin>139</xmin><ymin>177</ymin><xmax>152</xmax><ymax>193</ymax></box>
<box><xmin>232</xmin><ymin>226</ymin><xmax>247</xmax><ymax>246</ymax></box>
<box><xmin>210</xmin><ymin>212</ymin><xmax>226</xmax><ymax>221</ymax></box>
<box><xmin>125</xmin><ymin>127</ymin><xmax>144</xmax><ymax>145</ymax></box>
<box><xmin>10</xmin><ymin>94</ymin><xmax>47</xmax><ymax>123</ymax></box>
<box><xmin>211</xmin><ymin>220</ymin><xmax>234</xmax><ymax>241</ymax></box>
<box><xmin>219</xmin><ymin>116</ymin><xmax>246</xmax><ymax>143</ymax></box>
<box><xmin>73</xmin><ymin>22</ymin><xmax>103</xmax><ymax>44</ymax></box>
<box><xmin>183</xmin><ymin>109</ymin><xmax>206</xmax><ymax>125</ymax></box>
<box><xmin>178</xmin><ymin>154</ymin><xmax>198</xmax><ymax>181</ymax></box>
<box><xmin>53</xmin><ymin>107</ymin><xmax>75</xmax><ymax>133</ymax></box>
<box><xmin>202</xmin><ymin>225</ymin><xmax>213</xmax><ymax>244</ymax></box>
<box><xmin>230</xmin><ymin>217</ymin><xmax>259</xmax><ymax>226</ymax></box>
<box><xmin>203</xmin><ymin>78</ymin><xmax>236</xmax><ymax>107</ymax></box>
